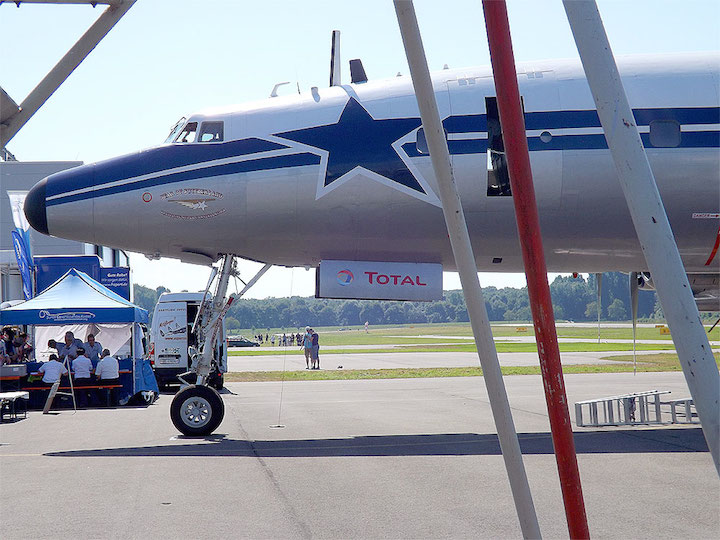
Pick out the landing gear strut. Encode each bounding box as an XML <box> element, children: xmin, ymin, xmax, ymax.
<box><xmin>169</xmin><ymin>256</ymin><xmax>271</xmax><ymax>436</ymax></box>
<box><xmin>170</xmin><ymin>254</ymin><xmax>235</xmax><ymax>436</ymax></box>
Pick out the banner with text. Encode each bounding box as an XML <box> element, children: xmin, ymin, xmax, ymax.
<box><xmin>317</xmin><ymin>260</ymin><xmax>443</xmax><ymax>301</ymax></box>
<box><xmin>100</xmin><ymin>267</ymin><xmax>131</xmax><ymax>300</ymax></box>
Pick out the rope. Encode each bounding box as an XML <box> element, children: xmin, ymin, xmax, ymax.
<box><xmin>272</xmin><ymin>267</ymin><xmax>294</xmax><ymax>428</ymax></box>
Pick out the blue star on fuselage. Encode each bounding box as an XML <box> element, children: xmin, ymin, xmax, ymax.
<box><xmin>276</xmin><ymin>98</ymin><xmax>424</xmax><ymax>193</ymax></box>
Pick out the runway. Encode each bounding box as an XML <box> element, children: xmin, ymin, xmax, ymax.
<box><xmin>227</xmin><ymin>350</ymin><xmax>639</xmax><ymax>372</ymax></box>
<box><xmin>0</xmin><ymin>371</ymin><xmax>716</xmax><ymax>539</ymax></box>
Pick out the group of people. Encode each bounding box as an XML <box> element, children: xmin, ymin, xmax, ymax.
<box><xmin>301</xmin><ymin>326</ymin><xmax>320</xmax><ymax>369</ymax></box>
<box><xmin>38</xmin><ymin>331</ymin><xmax>121</xmax><ymax>407</ymax></box>
<box><xmin>260</xmin><ymin>332</ymin><xmax>304</xmax><ymax>347</ymax></box>
<box><xmin>0</xmin><ymin>326</ymin><xmax>34</xmax><ymax>364</ymax></box>
<box><xmin>252</xmin><ymin>327</ymin><xmax>321</xmax><ymax>368</ymax></box>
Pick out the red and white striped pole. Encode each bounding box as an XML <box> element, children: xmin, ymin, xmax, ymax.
<box><xmin>481</xmin><ymin>1</ymin><xmax>590</xmax><ymax>538</ymax></box>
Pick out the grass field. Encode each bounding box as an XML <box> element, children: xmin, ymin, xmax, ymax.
<box><xmin>234</xmin><ymin>322</ymin><xmax>719</xmax><ymax>346</ymax></box>
<box><xmin>229</xmin><ymin>341</ymin><xmax>678</xmax><ymax>356</ymax></box>
<box><xmin>223</xmin><ymin>352</ymin><xmax>720</xmax><ymax>382</ymax></box>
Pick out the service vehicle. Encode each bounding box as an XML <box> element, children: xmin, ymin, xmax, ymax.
<box><xmin>150</xmin><ymin>292</ymin><xmax>226</xmax><ymax>390</ymax></box>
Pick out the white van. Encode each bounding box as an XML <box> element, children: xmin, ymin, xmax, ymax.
<box><xmin>150</xmin><ymin>292</ymin><xmax>227</xmax><ymax>389</ymax></box>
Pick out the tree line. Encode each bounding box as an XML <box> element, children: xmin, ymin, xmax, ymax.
<box><xmin>133</xmin><ymin>272</ymin><xmax>674</xmax><ymax>330</ymax></box>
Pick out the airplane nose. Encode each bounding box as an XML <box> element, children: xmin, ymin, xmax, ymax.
<box><xmin>24</xmin><ymin>177</ymin><xmax>48</xmax><ymax>235</ymax></box>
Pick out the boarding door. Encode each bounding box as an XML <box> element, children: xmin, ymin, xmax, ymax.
<box><xmin>445</xmin><ymin>69</ymin><xmax>562</xmax><ymax>212</ymax></box>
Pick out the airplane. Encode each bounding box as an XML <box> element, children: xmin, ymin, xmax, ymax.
<box><xmin>22</xmin><ymin>50</ymin><xmax>720</xmax><ymax>433</ymax></box>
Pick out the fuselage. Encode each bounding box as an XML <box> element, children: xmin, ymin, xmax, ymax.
<box><xmin>25</xmin><ymin>52</ymin><xmax>720</xmax><ymax>274</ymax></box>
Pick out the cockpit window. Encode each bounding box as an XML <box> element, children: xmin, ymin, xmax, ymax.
<box><xmin>198</xmin><ymin>121</ymin><xmax>224</xmax><ymax>143</ymax></box>
<box><xmin>164</xmin><ymin>117</ymin><xmax>187</xmax><ymax>143</ymax></box>
<box><xmin>175</xmin><ymin>122</ymin><xmax>198</xmax><ymax>143</ymax></box>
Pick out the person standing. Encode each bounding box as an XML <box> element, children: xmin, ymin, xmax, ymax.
<box><xmin>302</xmin><ymin>327</ymin><xmax>313</xmax><ymax>369</ymax></box>
<box><xmin>83</xmin><ymin>333</ymin><xmax>103</xmax><ymax>362</ymax></box>
<box><xmin>311</xmin><ymin>329</ymin><xmax>320</xmax><ymax>370</ymax></box>
<box><xmin>0</xmin><ymin>327</ymin><xmax>15</xmax><ymax>364</ymax></box>
<box><xmin>72</xmin><ymin>347</ymin><xmax>94</xmax><ymax>407</ymax></box>
<box><xmin>57</xmin><ymin>331</ymin><xmax>80</xmax><ymax>361</ymax></box>
<box><xmin>15</xmin><ymin>332</ymin><xmax>33</xmax><ymax>362</ymax></box>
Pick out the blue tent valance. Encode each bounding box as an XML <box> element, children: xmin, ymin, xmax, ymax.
<box><xmin>0</xmin><ymin>268</ymin><xmax>148</xmax><ymax>325</ymax></box>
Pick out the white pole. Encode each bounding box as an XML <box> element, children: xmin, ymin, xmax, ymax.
<box><xmin>393</xmin><ymin>2</ymin><xmax>541</xmax><ymax>537</ymax></box>
<box><xmin>564</xmin><ymin>0</ymin><xmax>719</xmax><ymax>474</ymax></box>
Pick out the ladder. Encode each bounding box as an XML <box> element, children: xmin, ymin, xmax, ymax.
<box><xmin>575</xmin><ymin>390</ymin><xmax>671</xmax><ymax>427</ymax></box>
<box><xmin>42</xmin><ymin>358</ymin><xmax>76</xmax><ymax>414</ymax></box>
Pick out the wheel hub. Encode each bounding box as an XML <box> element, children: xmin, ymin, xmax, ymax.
<box><xmin>182</xmin><ymin>397</ymin><xmax>211</xmax><ymax>427</ymax></box>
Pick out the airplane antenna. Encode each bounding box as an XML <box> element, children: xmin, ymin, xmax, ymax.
<box><xmin>349</xmin><ymin>59</ymin><xmax>368</xmax><ymax>84</ymax></box>
<box><xmin>630</xmin><ymin>272</ymin><xmax>639</xmax><ymax>375</ymax></box>
<box><xmin>330</xmin><ymin>30</ymin><xmax>341</xmax><ymax>86</ymax></box>
<box><xmin>269</xmin><ymin>81</ymin><xmax>290</xmax><ymax>98</ymax></box>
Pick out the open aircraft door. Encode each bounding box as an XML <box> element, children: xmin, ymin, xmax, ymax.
<box><xmin>444</xmin><ymin>69</ymin><xmax>562</xmax><ymax>212</ymax></box>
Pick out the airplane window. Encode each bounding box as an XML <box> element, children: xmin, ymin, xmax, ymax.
<box><xmin>486</xmin><ymin>96</ymin><xmax>511</xmax><ymax>197</ymax></box>
<box><xmin>649</xmin><ymin>120</ymin><xmax>681</xmax><ymax>148</ymax></box>
<box><xmin>417</xmin><ymin>128</ymin><xmax>428</xmax><ymax>154</ymax></box>
<box><xmin>164</xmin><ymin>117</ymin><xmax>187</xmax><ymax>143</ymax></box>
<box><xmin>175</xmin><ymin>122</ymin><xmax>198</xmax><ymax>143</ymax></box>
<box><xmin>416</xmin><ymin>127</ymin><xmax>447</xmax><ymax>154</ymax></box>
<box><xmin>198</xmin><ymin>121</ymin><xmax>224</xmax><ymax>143</ymax></box>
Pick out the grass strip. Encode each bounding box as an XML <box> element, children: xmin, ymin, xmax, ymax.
<box><xmin>222</xmin><ymin>365</ymin><xmax>642</xmax><ymax>382</ymax></box>
<box><xmin>230</xmin><ymin>342</ymin><xmax>677</xmax><ymax>356</ymax></box>
<box><xmin>224</xmin><ymin>352</ymin><xmax>719</xmax><ymax>382</ymax></box>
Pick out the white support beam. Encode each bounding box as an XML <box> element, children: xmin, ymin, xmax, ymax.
<box><xmin>0</xmin><ymin>0</ymin><xmax>136</xmax><ymax>148</ymax></box>
<box><xmin>564</xmin><ymin>0</ymin><xmax>719</xmax><ymax>475</ymax></box>
<box><xmin>393</xmin><ymin>1</ymin><xmax>541</xmax><ymax>537</ymax></box>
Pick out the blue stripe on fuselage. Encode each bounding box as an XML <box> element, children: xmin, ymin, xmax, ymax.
<box><xmin>443</xmin><ymin>107</ymin><xmax>719</xmax><ymax>133</ymax></box>
<box><xmin>47</xmin><ymin>153</ymin><xmax>321</xmax><ymax>207</ymax></box>
<box><xmin>45</xmin><ymin>138</ymin><xmax>288</xmax><ymax>198</ymax></box>
<box><xmin>402</xmin><ymin>130</ymin><xmax>719</xmax><ymax>157</ymax></box>
<box><xmin>46</xmin><ymin>106</ymin><xmax>719</xmax><ymax>206</ymax></box>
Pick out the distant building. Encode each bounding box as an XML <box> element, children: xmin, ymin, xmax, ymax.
<box><xmin>0</xmin><ymin>161</ymin><xmax>129</xmax><ymax>303</ymax></box>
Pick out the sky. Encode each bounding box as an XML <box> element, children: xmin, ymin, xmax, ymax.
<box><xmin>2</xmin><ymin>0</ymin><xmax>718</xmax><ymax>298</ymax></box>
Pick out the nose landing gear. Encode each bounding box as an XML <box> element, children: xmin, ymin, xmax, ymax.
<box><xmin>168</xmin><ymin>256</ymin><xmax>271</xmax><ymax>436</ymax></box>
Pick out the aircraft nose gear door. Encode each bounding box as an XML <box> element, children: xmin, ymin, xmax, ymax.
<box><xmin>170</xmin><ymin>254</ymin><xmax>236</xmax><ymax>436</ymax></box>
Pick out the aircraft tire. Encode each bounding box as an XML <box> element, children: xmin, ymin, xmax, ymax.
<box><xmin>170</xmin><ymin>385</ymin><xmax>225</xmax><ymax>436</ymax></box>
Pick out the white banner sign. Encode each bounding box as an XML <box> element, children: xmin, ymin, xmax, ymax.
<box><xmin>317</xmin><ymin>260</ymin><xmax>443</xmax><ymax>301</ymax></box>
<box><xmin>7</xmin><ymin>191</ymin><xmax>30</xmax><ymax>231</ymax></box>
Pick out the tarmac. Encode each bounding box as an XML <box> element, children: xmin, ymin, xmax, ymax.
<box><xmin>227</xmin><ymin>350</ymin><xmax>639</xmax><ymax>372</ymax></box>
<box><xmin>0</xmin><ymin>369</ymin><xmax>717</xmax><ymax>539</ymax></box>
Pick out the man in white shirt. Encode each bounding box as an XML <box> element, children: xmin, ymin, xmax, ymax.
<box><xmin>72</xmin><ymin>347</ymin><xmax>94</xmax><ymax>407</ymax></box>
<box><xmin>83</xmin><ymin>333</ymin><xmax>103</xmax><ymax>362</ymax></box>
<box><xmin>95</xmin><ymin>349</ymin><xmax>120</xmax><ymax>406</ymax></box>
<box><xmin>72</xmin><ymin>348</ymin><xmax>93</xmax><ymax>380</ymax></box>
<box><xmin>38</xmin><ymin>354</ymin><xmax>68</xmax><ymax>383</ymax></box>
<box><xmin>95</xmin><ymin>349</ymin><xmax>119</xmax><ymax>380</ymax></box>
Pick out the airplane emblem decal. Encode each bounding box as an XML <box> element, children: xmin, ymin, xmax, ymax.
<box><xmin>160</xmin><ymin>188</ymin><xmax>226</xmax><ymax>220</ymax></box>
<box><xmin>173</xmin><ymin>199</ymin><xmax>210</xmax><ymax>210</ymax></box>
<box><xmin>275</xmin><ymin>97</ymin><xmax>441</xmax><ymax>206</ymax></box>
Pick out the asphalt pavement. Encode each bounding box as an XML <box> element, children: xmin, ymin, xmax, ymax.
<box><xmin>0</xmin><ymin>371</ymin><xmax>716</xmax><ymax>539</ymax></box>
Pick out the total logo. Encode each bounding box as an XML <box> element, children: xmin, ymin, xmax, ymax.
<box><xmin>365</xmin><ymin>271</ymin><xmax>427</xmax><ymax>286</ymax></box>
<box><xmin>337</xmin><ymin>269</ymin><xmax>354</xmax><ymax>286</ymax></box>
